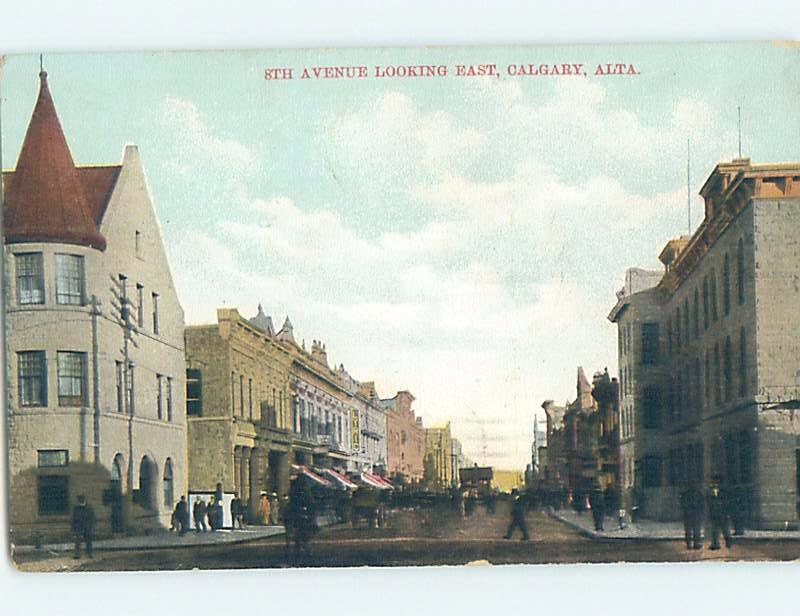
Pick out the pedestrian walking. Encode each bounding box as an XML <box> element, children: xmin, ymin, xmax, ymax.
<box><xmin>589</xmin><ymin>483</ymin><xmax>605</xmax><ymax>532</ymax></box>
<box><xmin>71</xmin><ymin>495</ymin><xmax>95</xmax><ymax>559</ymax></box>
<box><xmin>504</xmin><ymin>489</ymin><xmax>530</xmax><ymax>541</ymax></box>
<box><xmin>207</xmin><ymin>496</ymin><xmax>218</xmax><ymax>531</ymax></box>
<box><xmin>286</xmin><ymin>475</ymin><xmax>317</xmax><ymax>562</ymax></box>
<box><xmin>194</xmin><ymin>498</ymin><xmax>208</xmax><ymax>532</ymax></box>
<box><xmin>258</xmin><ymin>492</ymin><xmax>271</xmax><ymax>525</ymax></box>
<box><xmin>707</xmin><ymin>479</ymin><xmax>732</xmax><ymax>550</ymax></box>
<box><xmin>175</xmin><ymin>495</ymin><xmax>189</xmax><ymax>535</ymax></box>
<box><xmin>269</xmin><ymin>492</ymin><xmax>280</xmax><ymax>525</ymax></box>
<box><xmin>231</xmin><ymin>493</ymin><xmax>245</xmax><ymax>529</ymax></box>
<box><xmin>680</xmin><ymin>484</ymin><xmax>704</xmax><ymax>550</ymax></box>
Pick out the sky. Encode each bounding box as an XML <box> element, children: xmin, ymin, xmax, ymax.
<box><xmin>2</xmin><ymin>43</ymin><xmax>799</xmax><ymax>469</ymax></box>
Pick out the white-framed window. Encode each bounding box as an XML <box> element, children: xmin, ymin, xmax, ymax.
<box><xmin>16</xmin><ymin>252</ymin><xmax>45</xmax><ymax>304</ymax></box>
<box><xmin>57</xmin><ymin>351</ymin><xmax>87</xmax><ymax>407</ymax></box>
<box><xmin>18</xmin><ymin>351</ymin><xmax>47</xmax><ymax>407</ymax></box>
<box><xmin>55</xmin><ymin>254</ymin><xmax>85</xmax><ymax>305</ymax></box>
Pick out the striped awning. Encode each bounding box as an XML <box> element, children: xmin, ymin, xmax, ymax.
<box><xmin>360</xmin><ymin>471</ymin><xmax>393</xmax><ymax>490</ymax></box>
<box><xmin>324</xmin><ymin>469</ymin><xmax>359</xmax><ymax>489</ymax></box>
<box><xmin>291</xmin><ymin>464</ymin><xmax>332</xmax><ymax>487</ymax></box>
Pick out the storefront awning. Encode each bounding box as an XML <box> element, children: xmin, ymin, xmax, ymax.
<box><xmin>324</xmin><ymin>469</ymin><xmax>359</xmax><ymax>490</ymax></box>
<box><xmin>291</xmin><ymin>464</ymin><xmax>332</xmax><ymax>487</ymax></box>
<box><xmin>360</xmin><ymin>471</ymin><xmax>393</xmax><ymax>490</ymax></box>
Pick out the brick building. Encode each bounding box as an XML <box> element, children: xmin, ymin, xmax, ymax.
<box><xmin>539</xmin><ymin>367</ymin><xmax>621</xmax><ymax>506</ymax></box>
<box><xmin>4</xmin><ymin>70</ymin><xmax>187</xmax><ymax>542</ymax></box>
<box><xmin>609</xmin><ymin>158</ymin><xmax>800</xmax><ymax>528</ymax></box>
<box><xmin>382</xmin><ymin>391</ymin><xmax>424</xmax><ymax>485</ymax></box>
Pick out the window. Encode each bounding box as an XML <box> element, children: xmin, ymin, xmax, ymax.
<box><xmin>16</xmin><ymin>253</ymin><xmax>44</xmax><ymax>304</ymax></box>
<box><xmin>57</xmin><ymin>352</ymin><xmax>86</xmax><ymax>406</ymax></box>
<box><xmin>136</xmin><ymin>284</ymin><xmax>144</xmax><ymax>328</ymax></box>
<box><xmin>642</xmin><ymin>456</ymin><xmax>662</xmax><ymax>488</ymax></box>
<box><xmin>186</xmin><ymin>369</ymin><xmax>202</xmax><ymax>416</ymax></box>
<box><xmin>239</xmin><ymin>375</ymin><xmax>245</xmax><ymax>417</ymax></box>
<box><xmin>156</xmin><ymin>374</ymin><xmax>164</xmax><ymax>420</ymax></box>
<box><xmin>126</xmin><ymin>363</ymin><xmax>135</xmax><ymax>415</ymax></box>
<box><xmin>642</xmin><ymin>385</ymin><xmax>661</xmax><ymax>429</ymax></box>
<box><xmin>18</xmin><ymin>351</ymin><xmax>47</xmax><ymax>407</ymax></box>
<box><xmin>723</xmin><ymin>253</ymin><xmax>731</xmax><ymax>316</ymax></box>
<box><xmin>151</xmin><ymin>292</ymin><xmax>159</xmax><ymax>334</ymax></box>
<box><xmin>163</xmin><ymin>459</ymin><xmax>174</xmax><ymax>508</ymax></box>
<box><xmin>739</xmin><ymin>328</ymin><xmax>748</xmax><ymax>397</ymax></box>
<box><xmin>55</xmin><ymin>254</ymin><xmax>85</xmax><ymax>305</ymax></box>
<box><xmin>704</xmin><ymin>351</ymin><xmax>711</xmax><ymax>409</ymax></box>
<box><xmin>714</xmin><ymin>343</ymin><xmax>721</xmax><ymax>404</ymax></box>
<box><xmin>675</xmin><ymin>306</ymin><xmax>681</xmax><ymax>349</ymax></box>
<box><xmin>38</xmin><ymin>475</ymin><xmax>69</xmax><ymax>515</ymax></box>
<box><xmin>38</xmin><ymin>449</ymin><xmax>69</xmax><ymax>467</ymax></box>
<box><xmin>167</xmin><ymin>377</ymin><xmax>173</xmax><ymax>422</ymax></box>
<box><xmin>693</xmin><ymin>289</ymin><xmax>700</xmax><ymax>338</ymax></box>
<box><xmin>702</xmin><ymin>276</ymin><xmax>709</xmax><ymax>330</ymax></box>
<box><xmin>248</xmin><ymin>379</ymin><xmax>253</xmax><ymax>420</ymax></box>
<box><xmin>115</xmin><ymin>361</ymin><xmax>124</xmax><ymax>413</ymax></box>
<box><xmin>683</xmin><ymin>299</ymin><xmax>689</xmax><ymax>345</ymax></box>
<box><xmin>231</xmin><ymin>372</ymin><xmax>236</xmax><ymax>415</ymax></box>
<box><xmin>694</xmin><ymin>357</ymin><xmax>702</xmax><ymax>414</ymax></box>
<box><xmin>710</xmin><ymin>268</ymin><xmax>718</xmax><ymax>322</ymax></box>
<box><xmin>641</xmin><ymin>322</ymin><xmax>660</xmax><ymax>364</ymax></box>
<box><xmin>724</xmin><ymin>336</ymin><xmax>733</xmax><ymax>402</ymax></box>
<box><xmin>667</xmin><ymin>316</ymin><xmax>673</xmax><ymax>356</ymax></box>
<box><xmin>737</xmin><ymin>237</ymin><xmax>745</xmax><ymax>305</ymax></box>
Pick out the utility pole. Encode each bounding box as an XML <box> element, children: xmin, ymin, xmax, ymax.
<box><xmin>91</xmin><ymin>295</ymin><xmax>101</xmax><ymax>464</ymax></box>
<box><xmin>110</xmin><ymin>273</ymin><xmax>138</xmax><ymax>490</ymax></box>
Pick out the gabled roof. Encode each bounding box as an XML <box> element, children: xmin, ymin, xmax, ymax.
<box><xmin>3</xmin><ymin>71</ymin><xmax>112</xmax><ymax>250</ymax></box>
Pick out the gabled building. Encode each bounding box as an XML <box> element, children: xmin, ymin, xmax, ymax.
<box><xmin>4</xmin><ymin>69</ymin><xmax>187</xmax><ymax>542</ymax></box>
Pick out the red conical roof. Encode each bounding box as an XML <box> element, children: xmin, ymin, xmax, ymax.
<box><xmin>3</xmin><ymin>71</ymin><xmax>107</xmax><ymax>250</ymax></box>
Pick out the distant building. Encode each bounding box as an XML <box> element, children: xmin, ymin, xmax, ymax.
<box><xmin>382</xmin><ymin>391</ymin><xmax>424</xmax><ymax>485</ymax></box>
<box><xmin>492</xmin><ymin>469</ymin><xmax>525</xmax><ymax>493</ymax></box>
<box><xmin>609</xmin><ymin>158</ymin><xmax>800</xmax><ymax>528</ymax></box>
<box><xmin>4</xmin><ymin>70</ymin><xmax>186</xmax><ymax>542</ymax></box>
<box><xmin>539</xmin><ymin>367</ymin><xmax>621</xmax><ymax>506</ymax></box>
<box><xmin>424</xmin><ymin>422</ymin><xmax>455</xmax><ymax>489</ymax></box>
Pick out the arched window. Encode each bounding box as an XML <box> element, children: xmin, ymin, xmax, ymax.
<box><xmin>683</xmin><ymin>299</ymin><xmax>689</xmax><ymax>343</ymax></box>
<box><xmin>704</xmin><ymin>351</ymin><xmax>711</xmax><ymax>408</ymax></box>
<box><xmin>138</xmin><ymin>456</ymin><xmax>156</xmax><ymax>510</ymax></box>
<box><xmin>723</xmin><ymin>253</ymin><xmax>731</xmax><ymax>316</ymax></box>
<box><xmin>702</xmin><ymin>276</ymin><xmax>709</xmax><ymax>330</ymax></box>
<box><xmin>163</xmin><ymin>458</ymin><xmax>174</xmax><ymax>509</ymax></box>
<box><xmin>693</xmin><ymin>288</ymin><xmax>700</xmax><ymax>338</ymax></box>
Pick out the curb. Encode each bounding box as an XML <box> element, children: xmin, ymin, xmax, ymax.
<box><xmin>547</xmin><ymin>510</ymin><xmax>800</xmax><ymax>543</ymax></box>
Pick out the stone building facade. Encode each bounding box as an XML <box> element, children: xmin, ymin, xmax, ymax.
<box><xmin>184</xmin><ymin>307</ymin><xmax>294</xmax><ymax>518</ymax></box>
<box><xmin>424</xmin><ymin>422</ymin><xmax>455</xmax><ymax>489</ymax></box>
<box><xmin>382</xmin><ymin>391</ymin><xmax>425</xmax><ymax>484</ymax></box>
<box><xmin>609</xmin><ymin>158</ymin><xmax>800</xmax><ymax>528</ymax></box>
<box><xmin>4</xmin><ymin>70</ymin><xmax>186</xmax><ymax>542</ymax></box>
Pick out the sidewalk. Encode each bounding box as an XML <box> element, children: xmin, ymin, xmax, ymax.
<box><xmin>13</xmin><ymin>525</ymin><xmax>285</xmax><ymax>555</ymax></box>
<box><xmin>549</xmin><ymin>508</ymin><xmax>800</xmax><ymax>542</ymax></box>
